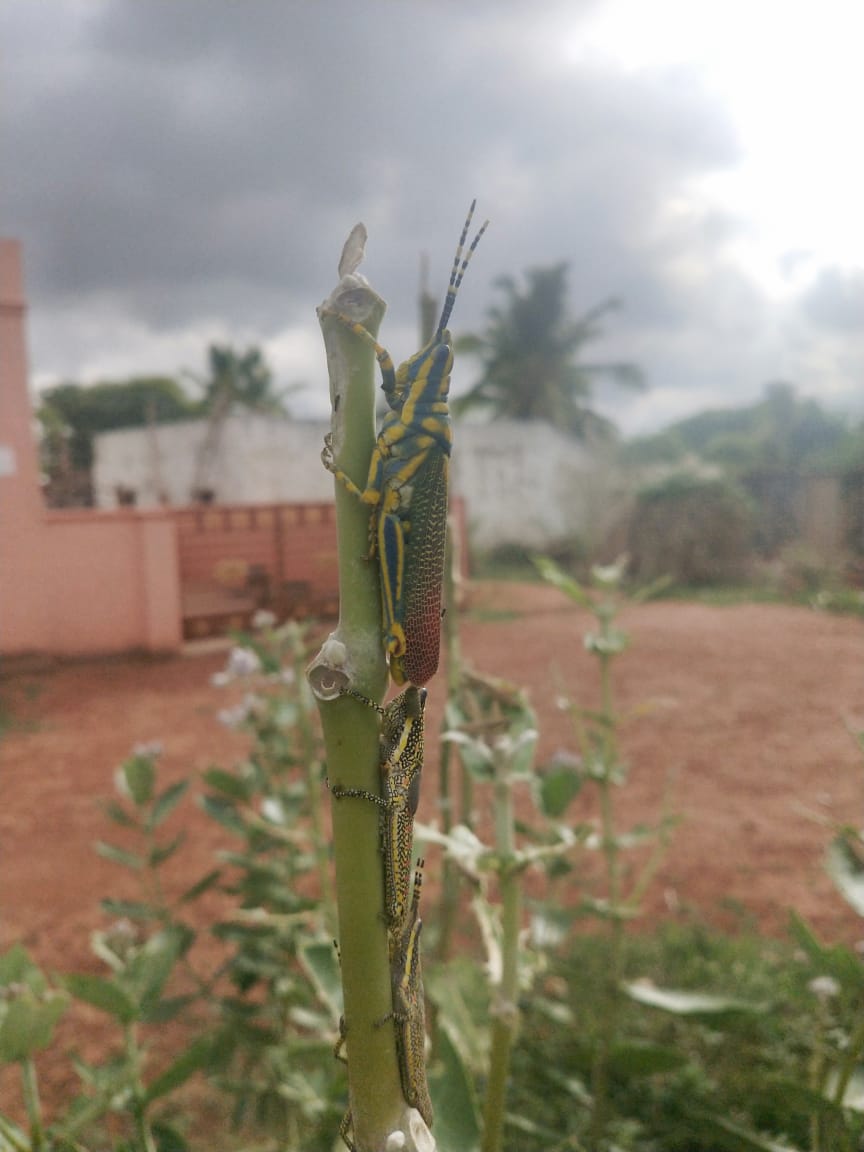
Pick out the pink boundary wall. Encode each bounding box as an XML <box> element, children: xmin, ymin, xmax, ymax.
<box><xmin>0</xmin><ymin>239</ymin><xmax>182</xmax><ymax>656</ymax></box>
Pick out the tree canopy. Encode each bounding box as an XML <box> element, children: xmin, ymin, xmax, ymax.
<box><xmin>37</xmin><ymin>344</ymin><xmax>289</xmax><ymax>506</ymax></box>
<box><xmin>38</xmin><ymin>376</ymin><xmax>197</xmax><ymax>471</ymax></box>
<box><xmin>189</xmin><ymin>344</ymin><xmax>287</xmax><ymax>418</ymax></box>
<box><xmin>453</xmin><ymin>263</ymin><xmax>644</xmax><ymax>440</ymax></box>
<box><xmin>623</xmin><ymin>382</ymin><xmax>853</xmax><ymax>473</ymax></box>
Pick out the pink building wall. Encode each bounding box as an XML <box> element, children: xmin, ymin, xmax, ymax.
<box><xmin>0</xmin><ymin>239</ymin><xmax>182</xmax><ymax>657</ymax></box>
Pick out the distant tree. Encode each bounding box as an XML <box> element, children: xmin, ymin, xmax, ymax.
<box><xmin>191</xmin><ymin>344</ymin><xmax>287</xmax><ymax>418</ymax></box>
<box><xmin>453</xmin><ymin>263</ymin><xmax>644</xmax><ymax>440</ymax></box>
<box><xmin>188</xmin><ymin>344</ymin><xmax>290</xmax><ymax>498</ymax></box>
<box><xmin>38</xmin><ymin>376</ymin><xmax>196</xmax><ymax>472</ymax></box>
<box><xmin>623</xmin><ymin>382</ymin><xmax>851</xmax><ymax>473</ymax></box>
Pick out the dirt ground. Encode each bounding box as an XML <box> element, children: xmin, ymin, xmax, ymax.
<box><xmin>2</xmin><ymin>581</ymin><xmax>863</xmax><ymax>1112</ymax></box>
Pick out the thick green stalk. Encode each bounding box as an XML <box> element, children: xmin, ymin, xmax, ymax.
<box><xmin>589</xmin><ymin>603</ymin><xmax>624</xmax><ymax>1150</ymax></box>
<box><xmin>309</xmin><ymin>259</ymin><xmax>410</xmax><ymax>1150</ymax></box>
<box><xmin>481</xmin><ymin>743</ymin><xmax>522</xmax><ymax>1152</ymax></box>
<box><xmin>297</xmin><ymin>671</ymin><xmax>337</xmax><ymax>932</ymax></box>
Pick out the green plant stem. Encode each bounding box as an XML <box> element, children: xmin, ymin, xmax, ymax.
<box><xmin>143</xmin><ymin>821</ymin><xmax>169</xmax><ymax>924</ymax></box>
<box><xmin>21</xmin><ymin>1057</ymin><xmax>44</xmax><ymax>1152</ymax></box>
<box><xmin>297</xmin><ymin>674</ymin><xmax>337</xmax><ymax>932</ymax></box>
<box><xmin>124</xmin><ymin>1023</ymin><xmax>156</xmax><ymax>1152</ymax></box>
<box><xmin>589</xmin><ymin>606</ymin><xmax>624</xmax><ymax>1151</ymax></box>
<box><xmin>481</xmin><ymin>743</ymin><xmax>522</xmax><ymax>1152</ymax></box>
<box><xmin>312</xmin><ymin>282</ymin><xmax>410</xmax><ymax>1151</ymax></box>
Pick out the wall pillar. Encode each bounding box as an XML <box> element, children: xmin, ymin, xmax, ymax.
<box><xmin>0</xmin><ymin>239</ymin><xmax>50</xmax><ymax>652</ymax></box>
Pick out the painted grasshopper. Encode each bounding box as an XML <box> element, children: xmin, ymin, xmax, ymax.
<box><xmin>321</xmin><ymin>201</ymin><xmax>488</xmax><ymax>685</ymax></box>
<box><xmin>336</xmin><ymin>866</ymin><xmax>432</xmax><ymax>1149</ymax></box>
<box><xmin>330</xmin><ymin>686</ymin><xmax>427</xmax><ymax>930</ymax></box>
<box><xmin>386</xmin><ymin>862</ymin><xmax>433</xmax><ymax>1127</ymax></box>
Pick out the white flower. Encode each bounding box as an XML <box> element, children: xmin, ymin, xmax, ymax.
<box><xmin>228</xmin><ymin>646</ymin><xmax>261</xmax><ymax>678</ymax></box>
<box><xmin>214</xmin><ymin>646</ymin><xmax>262</xmax><ymax>685</ymax></box>
<box><xmin>218</xmin><ymin>692</ymin><xmax>265</xmax><ymax>728</ymax></box>
<box><xmin>808</xmin><ymin>975</ymin><xmax>841</xmax><ymax>1001</ymax></box>
<box><xmin>252</xmin><ymin>609</ymin><xmax>277</xmax><ymax>631</ymax></box>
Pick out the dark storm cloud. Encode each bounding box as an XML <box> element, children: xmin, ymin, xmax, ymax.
<box><xmin>6</xmin><ymin>0</ymin><xmax>857</xmax><ymax>431</ymax></box>
<box><xmin>2</xmin><ymin>1</ymin><xmax>739</xmax><ymax>336</ymax></box>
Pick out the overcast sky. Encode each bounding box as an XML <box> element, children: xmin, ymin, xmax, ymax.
<box><xmin>3</xmin><ymin>0</ymin><xmax>863</xmax><ymax>435</ymax></box>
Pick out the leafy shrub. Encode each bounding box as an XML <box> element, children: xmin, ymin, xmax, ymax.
<box><xmin>628</xmin><ymin>474</ymin><xmax>754</xmax><ymax>585</ymax></box>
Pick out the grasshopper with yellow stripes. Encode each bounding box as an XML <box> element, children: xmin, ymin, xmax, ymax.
<box><xmin>321</xmin><ymin>201</ymin><xmax>488</xmax><ymax>686</ymax></box>
<box><xmin>385</xmin><ymin>861</ymin><xmax>433</xmax><ymax>1127</ymax></box>
<box><xmin>335</xmin><ymin>865</ymin><xmax>432</xmax><ymax>1149</ymax></box>
<box><xmin>330</xmin><ymin>686</ymin><xmax>427</xmax><ymax>930</ymax></box>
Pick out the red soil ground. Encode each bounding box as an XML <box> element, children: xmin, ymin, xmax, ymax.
<box><xmin>2</xmin><ymin>581</ymin><xmax>863</xmax><ymax>1116</ymax></box>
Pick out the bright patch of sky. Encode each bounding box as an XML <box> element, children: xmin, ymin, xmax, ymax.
<box><xmin>573</xmin><ymin>0</ymin><xmax>864</xmax><ymax>295</ymax></box>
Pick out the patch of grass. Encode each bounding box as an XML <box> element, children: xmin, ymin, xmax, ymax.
<box><xmin>643</xmin><ymin>581</ymin><xmax>864</xmax><ymax>617</ymax></box>
<box><xmin>507</xmin><ymin>920</ymin><xmax>860</xmax><ymax>1151</ymax></box>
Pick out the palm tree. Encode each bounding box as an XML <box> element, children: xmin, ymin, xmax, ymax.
<box><xmin>190</xmin><ymin>344</ymin><xmax>288</xmax><ymax>499</ymax></box>
<box><xmin>453</xmin><ymin>263</ymin><xmax>643</xmax><ymax>441</ymax></box>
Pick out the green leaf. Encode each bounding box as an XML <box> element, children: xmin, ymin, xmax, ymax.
<box><xmin>425</xmin><ymin>958</ymin><xmax>490</xmax><ymax>1073</ymax></box>
<box><xmin>826</xmin><ymin>833</ymin><xmax>864</xmax><ymax>916</ymax></box>
<box><xmin>179</xmin><ymin>869</ymin><xmax>222</xmax><ymax>904</ymax></box>
<box><xmin>148</xmin><ymin>780</ymin><xmax>189</xmax><ymax>829</ymax></box>
<box><xmin>144</xmin><ymin>994</ymin><xmax>196</xmax><ymax>1025</ymax></box>
<box><xmin>102</xmin><ymin>799</ymin><xmax>139</xmax><ymax>829</ymax></box>
<box><xmin>788</xmin><ymin>912</ymin><xmax>863</xmax><ymax>988</ymax></box>
<box><xmin>152</xmin><ymin>1121</ymin><xmax>190</xmax><ymax>1152</ymax></box>
<box><xmin>0</xmin><ymin>945</ymin><xmax>41</xmax><ymax>990</ymax></box>
<box><xmin>824</xmin><ymin>1067</ymin><xmax>864</xmax><ymax>1112</ymax></box>
<box><xmin>124</xmin><ymin>755</ymin><xmax>155</xmax><ymax>805</ymax></box>
<box><xmin>763</xmin><ymin>1076</ymin><xmax>847</xmax><ymax>1122</ymax></box>
<box><xmin>144</xmin><ymin>1034</ymin><xmax>215</xmax><ymax>1103</ymax></box>
<box><xmin>428</xmin><ymin>1023</ymin><xmax>481</xmax><ymax>1152</ymax></box>
<box><xmin>128</xmin><ymin>930</ymin><xmax>187</xmax><ymax>1017</ymax></box>
<box><xmin>100</xmin><ymin>898</ymin><xmax>159</xmax><ymax>921</ymax></box>
<box><xmin>94</xmin><ymin>841</ymin><xmax>144</xmax><ymax>871</ymax></box>
<box><xmin>534</xmin><ymin>556</ymin><xmax>591</xmax><ymax>606</ymax></box>
<box><xmin>697</xmin><ymin>1112</ymin><xmax>804</xmax><ymax>1151</ymax></box>
<box><xmin>0</xmin><ymin>991</ymin><xmax>69</xmax><ymax>1062</ymax></box>
<box><xmin>64</xmin><ymin>974</ymin><xmax>138</xmax><ymax>1023</ymax></box>
<box><xmin>624</xmin><ymin>982</ymin><xmax>768</xmax><ymax>1018</ymax></box>
<box><xmin>607</xmin><ymin>1040</ymin><xmax>688</xmax><ymax>1078</ymax></box>
<box><xmin>200</xmin><ymin>795</ymin><xmax>247</xmax><ymax>834</ymax></box>
<box><xmin>201</xmin><ymin>768</ymin><xmax>253</xmax><ymax>802</ymax></box>
<box><xmin>298</xmin><ymin>940</ymin><xmax>343</xmax><ymax>1021</ymax></box>
<box><xmin>537</xmin><ymin>757</ymin><xmax>582</xmax><ymax>818</ymax></box>
<box><xmin>148</xmin><ymin>831</ymin><xmax>186</xmax><ymax>868</ymax></box>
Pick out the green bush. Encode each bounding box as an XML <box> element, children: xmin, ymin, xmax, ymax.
<box><xmin>628</xmin><ymin>475</ymin><xmax>754</xmax><ymax>586</ymax></box>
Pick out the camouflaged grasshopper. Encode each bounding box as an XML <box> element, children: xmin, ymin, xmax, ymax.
<box><xmin>321</xmin><ymin>201</ymin><xmax>488</xmax><ymax>686</ymax></box>
<box><xmin>385</xmin><ymin>862</ymin><xmax>433</xmax><ymax>1127</ymax></box>
<box><xmin>333</xmin><ymin>869</ymin><xmax>432</xmax><ymax>1149</ymax></box>
<box><xmin>330</xmin><ymin>686</ymin><xmax>427</xmax><ymax>930</ymax></box>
